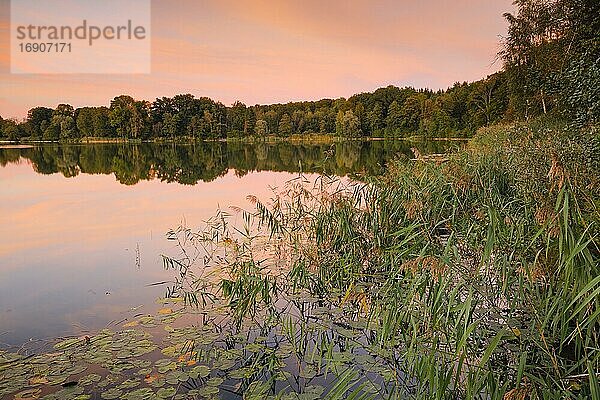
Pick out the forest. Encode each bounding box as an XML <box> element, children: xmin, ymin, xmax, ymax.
<box><xmin>0</xmin><ymin>77</ymin><xmax>510</xmax><ymax>141</ymax></box>
<box><xmin>1</xmin><ymin>0</ymin><xmax>597</xmax><ymax>142</ymax></box>
<box><xmin>0</xmin><ymin>0</ymin><xmax>600</xmax><ymax>141</ymax></box>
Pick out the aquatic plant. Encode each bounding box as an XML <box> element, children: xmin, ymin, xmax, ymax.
<box><xmin>190</xmin><ymin>121</ymin><xmax>600</xmax><ymax>399</ymax></box>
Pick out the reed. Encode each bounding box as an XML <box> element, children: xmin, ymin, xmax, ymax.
<box><xmin>163</xmin><ymin>120</ymin><xmax>599</xmax><ymax>399</ymax></box>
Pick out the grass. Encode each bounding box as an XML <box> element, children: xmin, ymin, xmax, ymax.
<box><xmin>180</xmin><ymin>119</ymin><xmax>599</xmax><ymax>399</ymax></box>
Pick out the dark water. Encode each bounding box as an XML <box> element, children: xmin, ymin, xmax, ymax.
<box><xmin>0</xmin><ymin>140</ymin><xmax>457</xmax><ymax>348</ymax></box>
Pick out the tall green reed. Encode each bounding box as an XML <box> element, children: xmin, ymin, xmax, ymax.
<box><xmin>163</xmin><ymin>121</ymin><xmax>599</xmax><ymax>399</ymax></box>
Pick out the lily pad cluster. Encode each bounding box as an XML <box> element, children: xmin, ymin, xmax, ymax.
<box><xmin>0</xmin><ymin>324</ymin><xmax>221</xmax><ymax>400</ymax></box>
<box><xmin>1</xmin><ymin>291</ymin><xmax>405</xmax><ymax>400</ymax></box>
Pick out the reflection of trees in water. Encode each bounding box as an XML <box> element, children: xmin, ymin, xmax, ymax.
<box><xmin>0</xmin><ymin>140</ymin><xmax>459</xmax><ymax>185</ymax></box>
<box><xmin>334</xmin><ymin>141</ymin><xmax>361</xmax><ymax>170</ymax></box>
<box><xmin>0</xmin><ymin>149</ymin><xmax>21</xmax><ymax>167</ymax></box>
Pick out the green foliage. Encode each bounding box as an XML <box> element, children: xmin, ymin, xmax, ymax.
<box><xmin>25</xmin><ymin>107</ymin><xmax>53</xmax><ymax>139</ymax></box>
<box><xmin>502</xmin><ymin>0</ymin><xmax>600</xmax><ymax>124</ymax></box>
<box><xmin>109</xmin><ymin>95</ymin><xmax>150</xmax><ymax>139</ymax></box>
<box><xmin>1</xmin><ymin>119</ymin><xmax>23</xmax><ymax>141</ymax></box>
<box><xmin>92</xmin><ymin>107</ymin><xmax>112</xmax><ymax>137</ymax></box>
<box><xmin>9</xmin><ymin>78</ymin><xmax>516</xmax><ymax>142</ymax></box>
<box><xmin>558</xmin><ymin>50</ymin><xmax>600</xmax><ymax>128</ymax></box>
<box><xmin>278</xmin><ymin>113</ymin><xmax>292</xmax><ymax>136</ymax></box>
<box><xmin>75</xmin><ymin>107</ymin><xmax>96</xmax><ymax>137</ymax></box>
<box><xmin>42</xmin><ymin>104</ymin><xmax>78</xmax><ymax>140</ymax></box>
<box><xmin>255</xmin><ymin>119</ymin><xmax>269</xmax><ymax>136</ymax></box>
<box><xmin>367</xmin><ymin>102</ymin><xmax>384</xmax><ymax>135</ymax></box>
<box><xmin>384</xmin><ymin>100</ymin><xmax>403</xmax><ymax>136</ymax></box>
<box><xmin>467</xmin><ymin>73</ymin><xmax>509</xmax><ymax>128</ymax></box>
<box><xmin>336</xmin><ymin>110</ymin><xmax>362</xmax><ymax>137</ymax></box>
<box><xmin>3</xmin><ymin>123</ymin><xmax>597</xmax><ymax>399</ymax></box>
<box><xmin>227</xmin><ymin>100</ymin><xmax>248</xmax><ymax>135</ymax></box>
<box><xmin>193</xmin><ymin>121</ymin><xmax>598</xmax><ymax>399</ymax></box>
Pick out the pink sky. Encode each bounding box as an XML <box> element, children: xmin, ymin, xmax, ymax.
<box><xmin>0</xmin><ymin>0</ymin><xmax>513</xmax><ymax>119</ymax></box>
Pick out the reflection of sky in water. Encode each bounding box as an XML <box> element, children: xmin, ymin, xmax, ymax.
<box><xmin>0</xmin><ymin>161</ymin><xmax>305</xmax><ymax>347</ymax></box>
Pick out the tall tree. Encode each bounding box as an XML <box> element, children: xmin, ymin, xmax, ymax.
<box><xmin>76</xmin><ymin>107</ymin><xmax>96</xmax><ymax>137</ymax></box>
<box><xmin>45</xmin><ymin>104</ymin><xmax>77</xmax><ymax>140</ymax></box>
<box><xmin>400</xmin><ymin>95</ymin><xmax>423</xmax><ymax>133</ymax></box>
<box><xmin>468</xmin><ymin>74</ymin><xmax>509</xmax><ymax>127</ymax></box>
<box><xmin>339</xmin><ymin>110</ymin><xmax>361</xmax><ymax>137</ymax></box>
<box><xmin>501</xmin><ymin>0</ymin><xmax>600</xmax><ymax>124</ymax></box>
<box><xmin>26</xmin><ymin>107</ymin><xmax>53</xmax><ymax>139</ymax></box>
<box><xmin>255</xmin><ymin>119</ymin><xmax>268</xmax><ymax>136</ymax></box>
<box><xmin>109</xmin><ymin>96</ymin><xmax>149</xmax><ymax>139</ymax></box>
<box><xmin>1</xmin><ymin>119</ymin><xmax>23</xmax><ymax>141</ymax></box>
<box><xmin>367</xmin><ymin>102</ymin><xmax>384</xmax><ymax>136</ymax></box>
<box><xmin>244</xmin><ymin>108</ymin><xmax>256</xmax><ymax>135</ymax></box>
<box><xmin>385</xmin><ymin>100</ymin><xmax>403</xmax><ymax>136</ymax></box>
<box><xmin>278</xmin><ymin>113</ymin><xmax>292</xmax><ymax>136</ymax></box>
<box><xmin>354</xmin><ymin>102</ymin><xmax>367</xmax><ymax>135</ymax></box>
<box><xmin>228</xmin><ymin>101</ymin><xmax>247</xmax><ymax>134</ymax></box>
<box><xmin>92</xmin><ymin>107</ymin><xmax>113</xmax><ymax>137</ymax></box>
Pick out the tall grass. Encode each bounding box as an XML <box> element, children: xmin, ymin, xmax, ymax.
<box><xmin>165</xmin><ymin>121</ymin><xmax>599</xmax><ymax>399</ymax></box>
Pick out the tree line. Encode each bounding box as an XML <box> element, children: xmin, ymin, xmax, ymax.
<box><xmin>0</xmin><ymin>77</ymin><xmax>510</xmax><ymax>142</ymax></box>
<box><xmin>1</xmin><ymin>0</ymin><xmax>597</xmax><ymax>141</ymax></box>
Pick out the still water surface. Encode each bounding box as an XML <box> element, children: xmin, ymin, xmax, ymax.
<box><xmin>0</xmin><ymin>140</ymin><xmax>456</xmax><ymax>349</ymax></box>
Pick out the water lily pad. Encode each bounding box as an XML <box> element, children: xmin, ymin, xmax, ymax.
<box><xmin>79</xmin><ymin>374</ymin><xmax>102</xmax><ymax>386</ymax></box>
<box><xmin>189</xmin><ymin>365</ymin><xmax>210</xmax><ymax>379</ymax></box>
<box><xmin>100</xmin><ymin>388</ymin><xmax>123</xmax><ymax>399</ymax></box>
<box><xmin>197</xmin><ymin>385</ymin><xmax>219</xmax><ymax>396</ymax></box>
<box><xmin>156</xmin><ymin>387</ymin><xmax>176</xmax><ymax>398</ymax></box>
<box><xmin>228</xmin><ymin>366</ymin><xmax>254</xmax><ymax>379</ymax></box>
<box><xmin>29</xmin><ymin>376</ymin><xmax>49</xmax><ymax>385</ymax></box>
<box><xmin>206</xmin><ymin>377</ymin><xmax>224</xmax><ymax>387</ymax></box>
<box><xmin>165</xmin><ymin>370</ymin><xmax>188</xmax><ymax>385</ymax></box>
<box><xmin>148</xmin><ymin>376</ymin><xmax>166</xmax><ymax>388</ymax></box>
<box><xmin>160</xmin><ymin>346</ymin><xmax>177</xmax><ymax>357</ymax></box>
<box><xmin>138</xmin><ymin>316</ymin><xmax>157</xmax><ymax>327</ymax></box>
<box><xmin>14</xmin><ymin>388</ymin><xmax>42</xmax><ymax>399</ymax></box>
<box><xmin>136</xmin><ymin>368</ymin><xmax>152</xmax><ymax>376</ymax></box>
<box><xmin>43</xmin><ymin>386</ymin><xmax>84</xmax><ymax>400</ymax></box>
<box><xmin>118</xmin><ymin>378</ymin><xmax>141</xmax><ymax>389</ymax></box>
<box><xmin>156</xmin><ymin>361</ymin><xmax>176</xmax><ymax>374</ymax></box>
<box><xmin>97</xmin><ymin>375</ymin><xmax>119</xmax><ymax>388</ymax></box>
<box><xmin>54</xmin><ymin>338</ymin><xmax>81</xmax><ymax>350</ymax></box>
<box><xmin>212</xmin><ymin>358</ymin><xmax>236</xmax><ymax>371</ymax></box>
<box><xmin>123</xmin><ymin>388</ymin><xmax>155</xmax><ymax>400</ymax></box>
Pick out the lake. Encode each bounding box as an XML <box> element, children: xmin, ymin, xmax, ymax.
<box><xmin>0</xmin><ymin>139</ymin><xmax>457</xmax><ymax>350</ymax></box>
